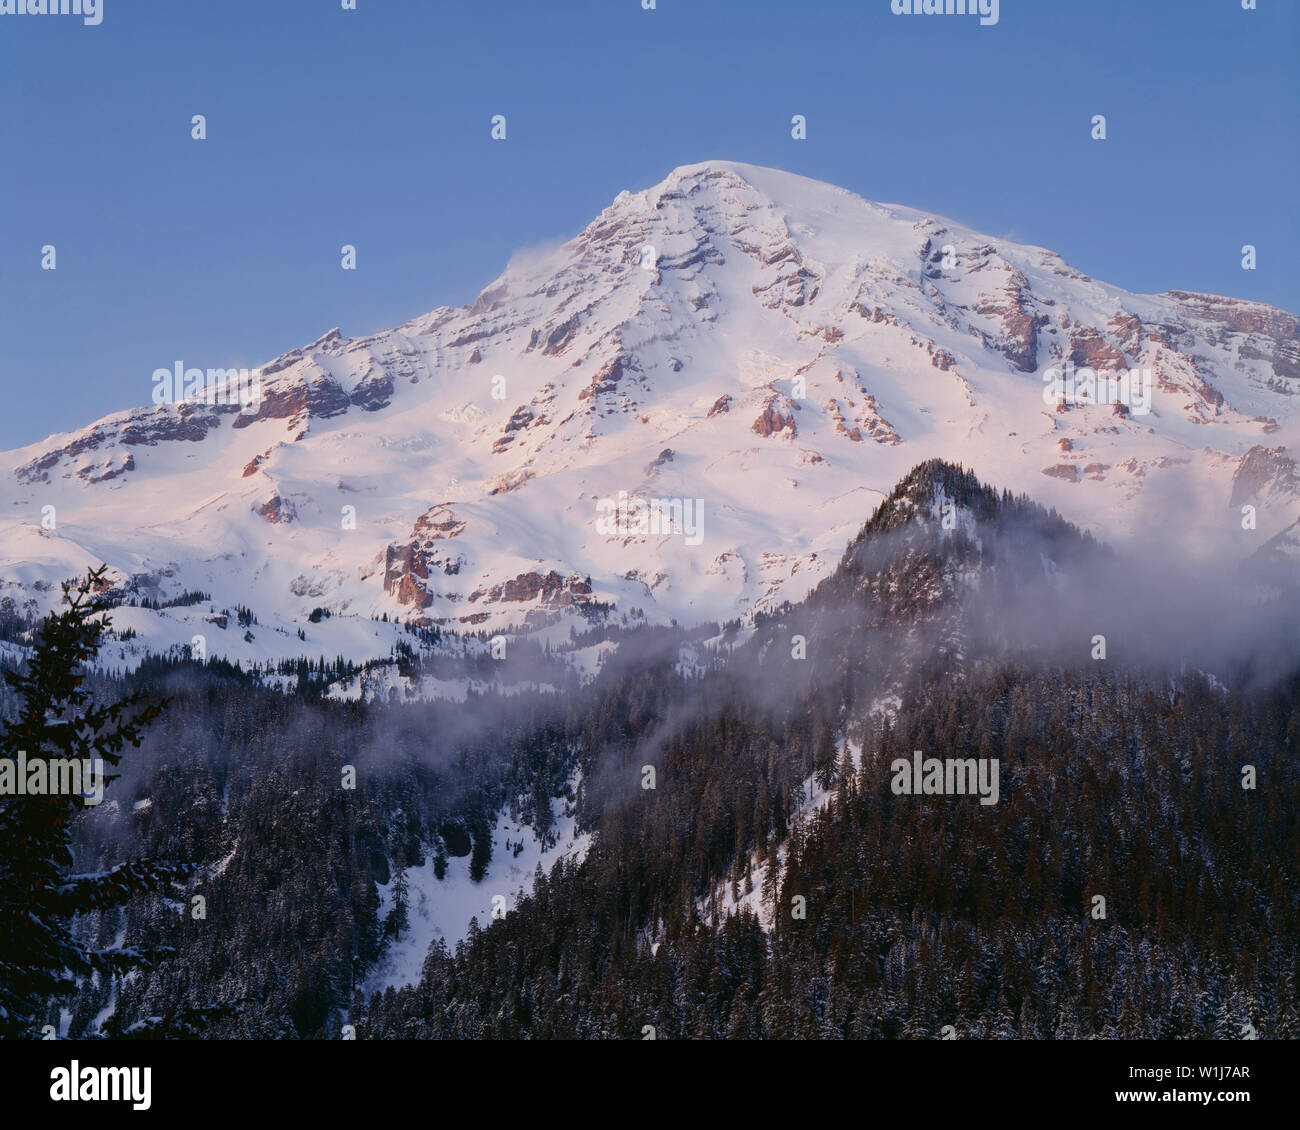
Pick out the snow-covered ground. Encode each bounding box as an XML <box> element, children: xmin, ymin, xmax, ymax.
<box><xmin>364</xmin><ymin>779</ymin><xmax>591</xmax><ymax>991</ymax></box>
<box><xmin>699</xmin><ymin>737</ymin><xmax>864</xmax><ymax>932</ymax></box>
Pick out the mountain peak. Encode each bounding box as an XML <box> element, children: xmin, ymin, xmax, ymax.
<box><xmin>651</xmin><ymin>159</ymin><xmax>860</xmax><ymax>204</ymax></box>
<box><xmin>2</xmin><ymin>164</ymin><xmax>1297</xmax><ymax>675</ymax></box>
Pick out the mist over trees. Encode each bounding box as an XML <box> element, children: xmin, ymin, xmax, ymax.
<box><xmin>4</xmin><ymin>464</ymin><xmax>1296</xmax><ymax>1039</ymax></box>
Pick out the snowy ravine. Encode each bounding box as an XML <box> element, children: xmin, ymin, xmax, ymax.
<box><xmin>697</xmin><ymin>737</ymin><xmax>865</xmax><ymax>933</ymax></box>
<box><xmin>363</xmin><ymin>780</ymin><xmax>591</xmax><ymax>992</ymax></box>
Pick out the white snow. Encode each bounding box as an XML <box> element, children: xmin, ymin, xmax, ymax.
<box><xmin>363</xmin><ymin>776</ymin><xmax>591</xmax><ymax>991</ymax></box>
<box><xmin>0</xmin><ymin>160</ymin><xmax>1293</xmax><ymax>683</ymax></box>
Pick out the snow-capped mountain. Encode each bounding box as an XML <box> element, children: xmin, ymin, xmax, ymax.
<box><xmin>3</xmin><ymin>160</ymin><xmax>1297</xmax><ymax>668</ymax></box>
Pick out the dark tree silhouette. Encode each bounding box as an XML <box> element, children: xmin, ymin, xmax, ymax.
<box><xmin>0</xmin><ymin>566</ymin><xmax>195</xmax><ymax>1038</ymax></box>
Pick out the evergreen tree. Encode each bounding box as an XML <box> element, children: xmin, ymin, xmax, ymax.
<box><xmin>0</xmin><ymin>568</ymin><xmax>195</xmax><ymax>1038</ymax></box>
<box><xmin>385</xmin><ymin>866</ymin><xmax>410</xmax><ymax>940</ymax></box>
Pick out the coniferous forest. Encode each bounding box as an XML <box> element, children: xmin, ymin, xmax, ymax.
<box><xmin>2</xmin><ymin>462</ymin><xmax>1297</xmax><ymax>1040</ymax></box>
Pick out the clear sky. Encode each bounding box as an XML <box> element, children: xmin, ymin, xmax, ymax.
<box><xmin>2</xmin><ymin>0</ymin><xmax>1295</xmax><ymax>450</ymax></box>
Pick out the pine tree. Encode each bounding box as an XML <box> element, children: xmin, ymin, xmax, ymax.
<box><xmin>385</xmin><ymin>865</ymin><xmax>410</xmax><ymax>939</ymax></box>
<box><xmin>0</xmin><ymin>567</ymin><xmax>196</xmax><ymax>1038</ymax></box>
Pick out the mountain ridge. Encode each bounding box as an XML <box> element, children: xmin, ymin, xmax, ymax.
<box><xmin>3</xmin><ymin>161</ymin><xmax>1297</xmax><ymax>674</ymax></box>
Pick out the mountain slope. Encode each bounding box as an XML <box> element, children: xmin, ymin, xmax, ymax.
<box><xmin>4</xmin><ymin>161</ymin><xmax>1297</xmax><ymax>672</ymax></box>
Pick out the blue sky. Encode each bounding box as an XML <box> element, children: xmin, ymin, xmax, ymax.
<box><xmin>2</xmin><ymin>0</ymin><xmax>1295</xmax><ymax>450</ymax></box>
